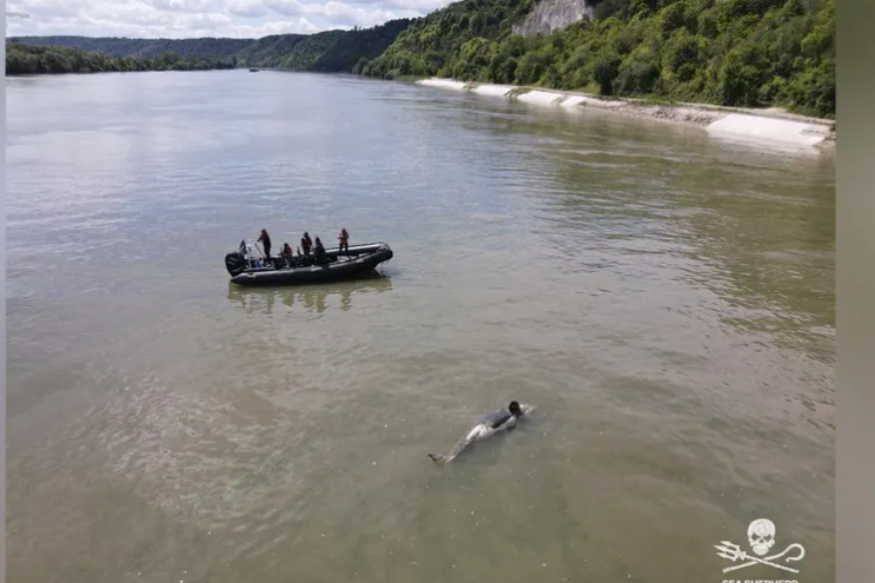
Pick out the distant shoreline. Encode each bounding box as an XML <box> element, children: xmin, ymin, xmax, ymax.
<box><xmin>415</xmin><ymin>78</ymin><xmax>836</xmax><ymax>148</ymax></box>
<box><xmin>5</xmin><ymin>41</ymin><xmax>236</xmax><ymax>76</ymax></box>
<box><xmin>5</xmin><ymin>68</ymin><xmax>230</xmax><ymax>77</ymax></box>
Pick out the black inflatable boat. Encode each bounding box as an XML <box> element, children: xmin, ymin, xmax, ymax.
<box><xmin>225</xmin><ymin>241</ymin><xmax>394</xmax><ymax>287</ymax></box>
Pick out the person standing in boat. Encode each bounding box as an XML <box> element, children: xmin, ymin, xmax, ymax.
<box><xmin>313</xmin><ymin>236</ymin><xmax>327</xmax><ymax>265</ymax></box>
<box><xmin>258</xmin><ymin>229</ymin><xmax>272</xmax><ymax>260</ymax></box>
<box><xmin>338</xmin><ymin>228</ymin><xmax>349</xmax><ymax>255</ymax></box>
<box><xmin>301</xmin><ymin>232</ymin><xmax>313</xmax><ymax>256</ymax></box>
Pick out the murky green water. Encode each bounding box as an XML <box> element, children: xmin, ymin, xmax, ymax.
<box><xmin>6</xmin><ymin>70</ymin><xmax>835</xmax><ymax>583</ymax></box>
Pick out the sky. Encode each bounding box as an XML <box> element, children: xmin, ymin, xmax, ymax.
<box><xmin>5</xmin><ymin>0</ymin><xmax>454</xmax><ymax>39</ymax></box>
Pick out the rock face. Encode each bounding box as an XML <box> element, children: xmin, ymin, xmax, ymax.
<box><xmin>512</xmin><ymin>0</ymin><xmax>595</xmax><ymax>36</ymax></box>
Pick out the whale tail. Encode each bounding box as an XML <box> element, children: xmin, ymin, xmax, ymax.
<box><xmin>428</xmin><ymin>430</ymin><xmax>479</xmax><ymax>466</ymax></box>
<box><xmin>428</xmin><ymin>453</ymin><xmax>448</xmax><ymax>465</ymax></box>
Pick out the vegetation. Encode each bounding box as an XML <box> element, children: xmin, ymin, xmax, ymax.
<box><xmin>237</xmin><ymin>20</ymin><xmax>413</xmax><ymax>72</ymax></box>
<box><xmin>233</xmin><ymin>32</ymin><xmax>347</xmax><ymax>71</ymax></box>
<box><xmin>11</xmin><ymin>20</ymin><xmax>413</xmax><ymax>74</ymax></box>
<box><xmin>356</xmin><ymin>0</ymin><xmax>533</xmax><ymax>78</ymax></box>
<box><xmin>5</xmin><ymin>42</ymin><xmax>236</xmax><ymax>75</ymax></box>
<box><xmin>10</xmin><ymin>35</ymin><xmax>252</xmax><ymax>60</ymax></box>
<box><xmin>8</xmin><ymin>0</ymin><xmax>835</xmax><ymax>117</ymax></box>
<box><xmin>361</xmin><ymin>0</ymin><xmax>835</xmax><ymax>118</ymax></box>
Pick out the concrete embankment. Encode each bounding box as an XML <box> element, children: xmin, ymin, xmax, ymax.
<box><xmin>416</xmin><ymin>78</ymin><xmax>835</xmax><ymax>148</ymax></box>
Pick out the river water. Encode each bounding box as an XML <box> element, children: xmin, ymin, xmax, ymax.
<box><xmin>6</xmin><ymin>70</ymin><xmax>835</xmax><ymax>583</ymax></box>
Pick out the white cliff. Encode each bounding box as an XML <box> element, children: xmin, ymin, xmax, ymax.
<box><xmin>512</xmin><ymin>0</ymin><xmax>596</xmax><ymax>36</ymax></box>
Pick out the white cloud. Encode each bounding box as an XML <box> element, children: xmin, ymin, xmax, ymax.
<box><xmin>261</xmin><ymin>0</ymin><xmax>397</xmax><ymax>27</ymax></box>
<box><xmin>5</xmin><ymin>0</ymin><xmax>448</xmax><ymax>38</ymax></box>
<box><xmin>227</xmin><ymin>0</ymin><xmax>271</xmax><ymax>18</ymax></box>
<box><xmin>143</xmin><ymin>0</ymin><xmax>218</xmax><ymax>13</ymax></box>
<box><xmin>261</xmin><ymin>0</ymin><xmax>308</xmax><ymax>16</ymax></box>
<box><xmin>380</xmin><ymin>0</ymin><xmax>449</xmax><ymax>12</ymax></box>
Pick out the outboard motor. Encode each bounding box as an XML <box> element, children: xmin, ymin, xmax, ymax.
<box><xmin>225</xmin><ymin>251</ymin><xmax>247</xmax><ymax>276</ymax></box>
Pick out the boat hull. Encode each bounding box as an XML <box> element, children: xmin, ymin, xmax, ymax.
<box><xmin>229</xmin><ymin>242</ymin><xmax>393</xmax><ymax>287</ymax></box>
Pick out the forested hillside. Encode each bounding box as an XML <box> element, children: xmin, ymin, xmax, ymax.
<box><xmin>5</xmin><ymin>42</ymin><xmax>235</xmax><ymax>75</ymax></box>
<box><xmin>357</xmin><ymin>0</ymin><xmax>534</xmax><ymax>78</ymax></box>
<box><xmin>11</xmin><ymin>36</ymin><xmax>251</xmax><ymax>60</ymax></box>
<box><xmin>11</xmin><ymin>19</ymin><xmax>413</xmax><ymax>74</ymax></box>
<box><xmin>236</xmin><ymin>20</ymin><xmax>413</xmax><ymax>71</ymax></box>
<box><xmin>361</xmin><ymin>0</ymin><xmax>835</xmax><ymax>118</ymax></box>
<box><xmin>9</xmin><ymin>0</ymin><xmax>835</xmax><ymax>117</ymax></box>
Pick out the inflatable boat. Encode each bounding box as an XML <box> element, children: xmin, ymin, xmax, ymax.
<box><xmin>225</xmin><ymin>241</ymin><xmax>394</xmax><ymax>287</ymax></box>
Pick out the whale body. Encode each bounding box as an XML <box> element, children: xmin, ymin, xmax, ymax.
<box><xmin>427</xmin><ymin>402</ymin><xmax>536</xmax><ymax>465</ymax></box>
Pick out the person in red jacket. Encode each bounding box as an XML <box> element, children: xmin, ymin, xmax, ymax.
<box><xmin>338</xmin><ymin>227</ymin><xmax>349</xmax><ymax>254</ymax></box>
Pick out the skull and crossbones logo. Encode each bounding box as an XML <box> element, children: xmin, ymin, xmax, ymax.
<box><xmin>748</xmin><ymin>518</ymin><xmax>776</xmax><ymax>556</ymax></box>
<box><xmin>715</xmin><ymin>518</ymin><xmax>806</xmax><ymax>574</ymax></box>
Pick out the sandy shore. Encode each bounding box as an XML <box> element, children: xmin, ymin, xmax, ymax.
<box><xmin>416</xmin><ymin>78</ymin><xmax>836</xmax><ymax>147</ymax></box>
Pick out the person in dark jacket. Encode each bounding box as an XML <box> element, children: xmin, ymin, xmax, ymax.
<box><xmin>301</xmin><ymin>232</ymin><xmax>313</xmax><ymax>256</ymax></box>
<box><xmin>313</xmin><ymin>236</ymin><xmax>327</xmax><ymax>265</ymax></box>
<box><xmin>258</xmin><ymin>229</ymin><xmax>272</xmax><ymax>260</ymax></box>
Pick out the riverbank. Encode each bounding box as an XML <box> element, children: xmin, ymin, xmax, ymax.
<box><xmin>416</xmin><ymin>78</ymin><xmax>836</xmax><ymax>148</ymax></box>
<box><xmin>5</xmin><ymin>42</ymin><xmax>235</xmax><ymax>76</ymax></box>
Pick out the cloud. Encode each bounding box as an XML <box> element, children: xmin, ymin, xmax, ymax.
<box><xmin>142</xmin><ymin>0</ymin><xmax>218</xmax><ymax>13</ymax></box>
<box><xmin>261</xmin><ymin>0</ymin><xmax>308</xmax><ymax>16</ymax></box>
<box><xmin>261</xmin><ymin>0</ymin><xmax>398</xmax><ymax>27</ymax></box>
<box><xmin>227</xmin><ymin>0</ymin><xmax>271</xmax><ymax>18</ymax></box>
<box><xmin>5</xmin><ymin>0</ymin><xmax>449</xmax><ymax>38</ymax></box>
<box><xmin>380</xmin><ymin>0</ymin><xmax>449</xmax><ymax>11</ymax></box>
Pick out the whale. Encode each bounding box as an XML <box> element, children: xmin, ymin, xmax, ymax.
<box><xmin>427</xmin><ymin>401</ymin><xmax>536</xmax><ymax>465</ymax></box>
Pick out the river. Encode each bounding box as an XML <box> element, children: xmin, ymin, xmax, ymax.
<box><xmin>6</xmin><ymin>70</ymin><xmax>835</xmax><ymax>583</ymax></box>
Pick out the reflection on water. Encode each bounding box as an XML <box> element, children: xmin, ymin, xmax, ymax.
<box><xmin>487</xmin><ymin>105</ymin><xmax>835</xmax><ymax>364</ymax></box>
<box><xmin>226</xmin><ymin>272</ymin><xmax>394</xmax><ymax>316</ymax></box>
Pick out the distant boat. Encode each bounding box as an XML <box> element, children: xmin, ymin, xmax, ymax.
<box><xmin>249</xmin><ymin>68</ymin><xmax>260</xmax><ymax>72</ymax></box>
<box><xmin>225</xmin><ymin>242</ymin><xmax>394</xmax><ymax>287</ymax></box>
